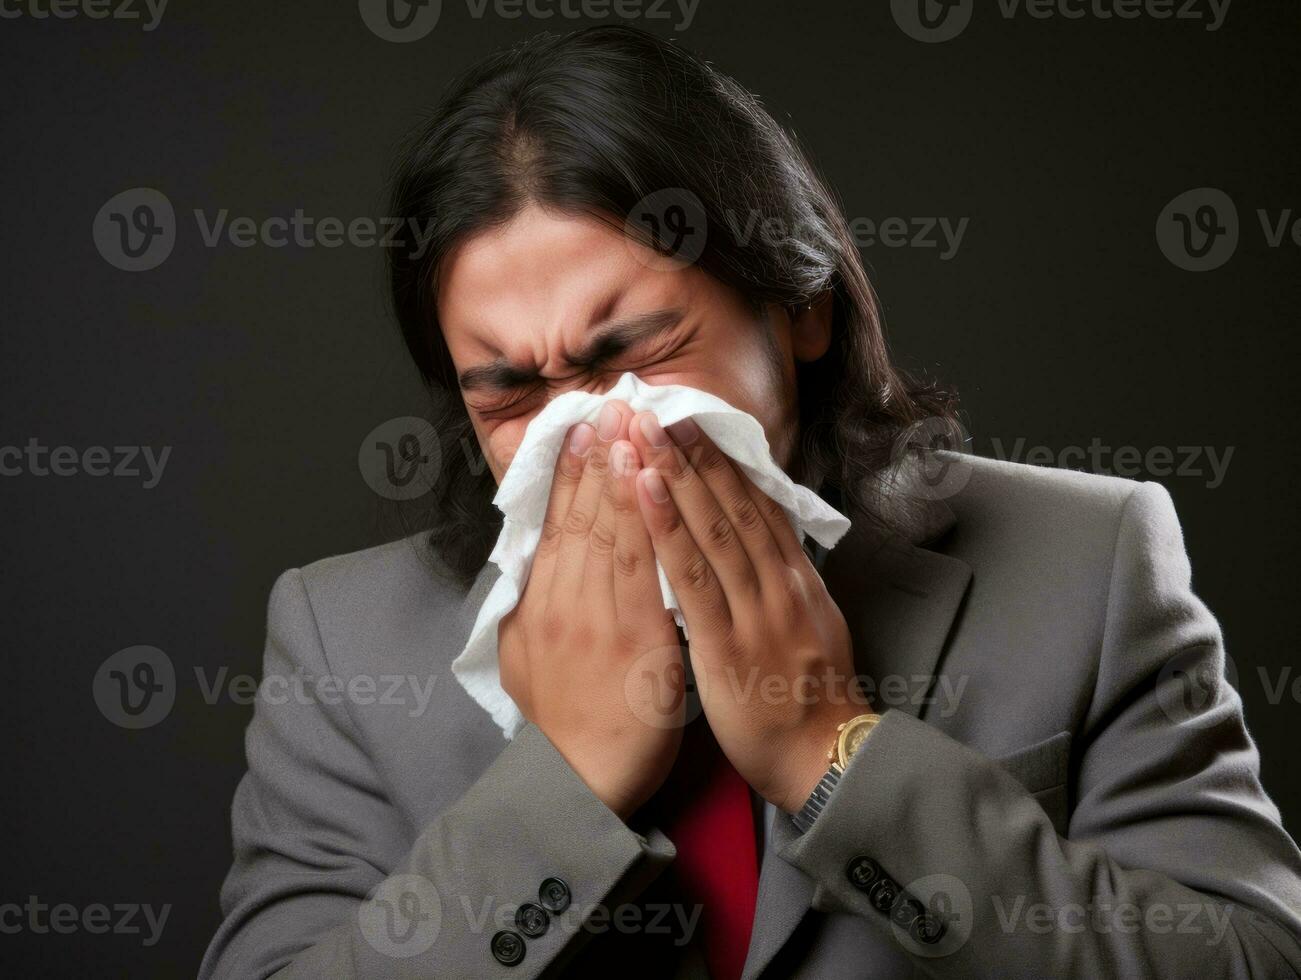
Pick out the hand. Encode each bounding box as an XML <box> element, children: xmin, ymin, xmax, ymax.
<box><xmin>499</xmin><ymin>400</ymin><xmax>684</xmax><ymax>819</ymax></box>
<box><xmin>628</xmin><ymin>412</ymin><xmax>866</xmax><ymax>814</ymax></box>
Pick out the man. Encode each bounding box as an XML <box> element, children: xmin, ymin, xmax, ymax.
<box><xmin>201</xmin><ymin>26</ymin><xmax>1301</xmax><ymax>979</ymax></box>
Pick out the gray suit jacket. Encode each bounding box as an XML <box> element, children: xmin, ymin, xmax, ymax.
<box><xmin>200</xmin><ymin>455</ymin><xmax>1301</xmax><ymax>979</ymax></box>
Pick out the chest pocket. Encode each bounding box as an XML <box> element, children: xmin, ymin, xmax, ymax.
<box><xmin>994</xmin><ymin>731</ymin><xmax>1071</xmax><ymax>836</ymax></box>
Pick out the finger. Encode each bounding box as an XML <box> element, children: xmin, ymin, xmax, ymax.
<box><xmin>628</xmin><ymin>411</ymin><xmax>759</xmax><ymax>601</ymax></box>
<box><xmin>732</xmin><ymin>464</ymin><xmax>808</xmax><ymax>568</ymax></box>
<box><xmin>636</xmin><ymin>466</ymin><xmax>731</xmax><ymax>633</ymax></box>
<box><xmin>535</xmin><ymin>422</ymin><xmax>597</xmax><ymax>565</ymax></box>
<box><xmin>607</xmin><ymin>440</ymin><xmax>673</xmax><ymax>637</ymax></box>
<box><xmin>581</xmin><ymin>437</ymin><xmax>635</xmax><ymax>599</ymax></box>
<box><xmin>553</xmin><ymin>399</ymin><xmax>634</xmax><ymax>596</ymax></box>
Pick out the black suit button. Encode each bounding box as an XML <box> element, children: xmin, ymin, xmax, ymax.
<box><xmin>890</xmin><ymin>895</ymin><xmax>923</xmax><ymax>930</ymax></box>
<box><xmin>515</xmin><ymin>902</ymin><xmax>549</xmax><ymax>938</ymax></box>
<box><xmin>845</xmin><ymin>856</ymin><xmax>881</xmax><ymax>892</ymax></box>
<box><xmin>538</xmin><ymin>877</ymin><xmax>571</xmax><ymax>914</ymax></box>
<box><xmin>491</xmin><ymin>930</ymin><xmax>526</xmax><ymax>966</ymax></box>
<box><xmin>868</xmin><ymin>876</ymin><xmax>899</xmax><ymax>913</ymax></box>
<box><xmin>911</xmin><ymin>912</ymin><xmax>946</xmax><ymax>945</ymax></box>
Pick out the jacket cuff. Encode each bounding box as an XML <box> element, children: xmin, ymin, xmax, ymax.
<box><xmin>775</xmin><ymin>710</ymin><xmax>973</xmax><ymax>956</ymax></box>
<box><xmin>419</xmin><ymin>722</ymin><xmax>675</xmax><ymax>974</ymax></box>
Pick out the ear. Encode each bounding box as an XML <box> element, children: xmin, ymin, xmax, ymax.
<box><xmin>790</xmin><ymin>293</ymin><xmax>833</xmax><ymax>362</ymax></box>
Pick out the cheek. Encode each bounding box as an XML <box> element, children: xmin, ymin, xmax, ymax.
<box><xmin>654</xmin><ymin>346</ymin><xmax>794</xmax><ymax>459</ymax></box>
<box><xmin>639</xmin><ymin>380</ymin><xmax>793</xmax><ymax>473</ymax></box>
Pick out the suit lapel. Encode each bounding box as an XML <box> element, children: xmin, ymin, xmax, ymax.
<box><xmin>741</xmin><ymin>808</ymin><xmax>816</xmax><ymax>979</ymax></box>
<box><xmin>822</xmin><ymin>516</ymin><xmax>973</xmax><ymax>719</ymax></box>
<box><xmin>742</xmin><ymin>499</ymin><xmax>972</xmax><ymax>979</ymax></box>
<box><xmin>455</xmin><ymin>557</ymin><xmax>501</xmax><ymax>645</ymax></box>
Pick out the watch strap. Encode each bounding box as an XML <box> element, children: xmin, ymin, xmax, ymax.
<box><xmin>791</xmin><ymin>764</ymin><xmax>842</xmax><ymax>834</ymax></box>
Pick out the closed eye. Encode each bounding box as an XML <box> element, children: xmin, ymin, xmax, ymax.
<box><xmin>465</xmin><ymin>381</ymin><xmax>545</xmax><ymax>419</ymax></box>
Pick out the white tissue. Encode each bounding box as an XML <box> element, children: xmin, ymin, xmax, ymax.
<box><xmin>450</xmin><ymin>372</ymin><xmax>851</xmax><ymax>738</ymax></box>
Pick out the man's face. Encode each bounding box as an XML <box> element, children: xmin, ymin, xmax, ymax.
<box><xmin>436</xmin><ymin>204</ymin><xmax>822</xmax><ymax>483</ymax></box>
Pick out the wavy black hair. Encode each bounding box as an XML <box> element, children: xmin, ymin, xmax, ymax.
<box><xmin>386</xmin><ymin>25</ymin><xmax>958</xmax><ymax>585</ymax></box>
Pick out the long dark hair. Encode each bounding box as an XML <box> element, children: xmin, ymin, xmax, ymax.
<box><xmin>387</xmin><ymin>25</ymin><xmax>958</xmax><ymax>585</ymax></box>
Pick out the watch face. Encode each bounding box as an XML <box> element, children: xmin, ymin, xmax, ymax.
<box><xmin>840</xmin><ymin>714</ymin><xmax>880</xmax><ymax>763</ymax></box>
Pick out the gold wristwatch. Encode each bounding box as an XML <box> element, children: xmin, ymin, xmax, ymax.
<box><xmin>792</xmin><ymin>712</ymin><xmax>881</xmax><ymax>834</ymax></box>
<box><xmin>829</xmin><ymin>712</ymin><xmax>882</xmax><ymax>773</ymax></box>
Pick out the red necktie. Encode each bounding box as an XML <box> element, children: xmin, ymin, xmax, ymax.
<box><xmin>652</xmin><ymin>721</ymin><xmax>760</xmax><ymax>980</ymax></box>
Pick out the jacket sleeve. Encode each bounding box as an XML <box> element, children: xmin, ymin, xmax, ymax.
<box><xmin>199</xmin><ymin>568</ymin><xmax>675</xmax><ymax>980</ymax></box>
<box><xmin>779</xmin><ymin>480</ymin><xmax>1301</xmax><ymax>978</ymax></box>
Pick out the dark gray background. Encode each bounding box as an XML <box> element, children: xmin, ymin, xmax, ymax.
<box><xmin>1</xmin><ymin>1</ymin><xmax>1297</xmax><ymax>975</ymax></box>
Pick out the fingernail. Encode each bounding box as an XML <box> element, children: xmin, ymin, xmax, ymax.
<box><xmin>569</xmin><ymin>423</ymin><xmax>595</xmax><ymax>458</ymax></box>
<box><xmin>639</xmin><ymin>413</ymin><xmax>670</xmax><ymax>449</ymax></box>
<box><xmin>597</xmin><ymin>402</ymin><xmax>621</xmax><ymax>441</ymax></box>
<box><xmin>667</xmin><ymin>418</ymin><xmax>699</xmax><ymax>445</ymax></box>
<box><xmin>611</xmin><ymin>442</ymin><xmax>637</xmax><ymax>477</ymax></box>
<box><xmin>642</xmin><ymin>468</ymin><xmax>669</xmax><ymax>503</ymax></box>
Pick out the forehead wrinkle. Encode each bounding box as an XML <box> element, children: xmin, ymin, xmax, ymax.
<box><xmin>443</xmin><ymin>206</ymin><xmax>691</xmax><ymax>392</ymax></box>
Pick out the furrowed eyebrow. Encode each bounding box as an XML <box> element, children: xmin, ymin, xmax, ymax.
<box><xmin>457</xmin><ymin>360</ymin><xmax>537</xmax><ymax>393</ymax></box>
<box><xmin>457</xmin><ymin>308</ymin><xmax>686</xmax><ymax>393</ymax></box>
